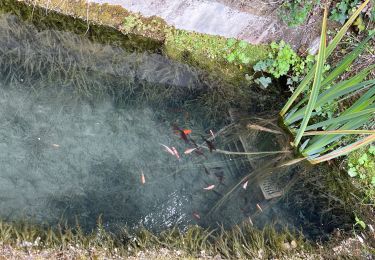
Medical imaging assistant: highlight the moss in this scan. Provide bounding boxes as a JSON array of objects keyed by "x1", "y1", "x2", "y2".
[
  {"x1": 0, "y1": 0, "x2": 162, "y2": 52},
  {"x1": 164, "y1": 29, "x2": 270, "y2": 84},
  {"x1": 18, "y1": 0, "x2": 169, "y2": 41}
]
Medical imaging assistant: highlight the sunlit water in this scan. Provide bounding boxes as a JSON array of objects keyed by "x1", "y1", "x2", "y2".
[{"x1": 0, "y1": 13, "x2": 310, "y2": 233}]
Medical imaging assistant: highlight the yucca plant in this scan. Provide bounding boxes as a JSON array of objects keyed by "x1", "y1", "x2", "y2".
[{"x1": 280, "y1": 0, "x2": 375, "y2": 164}]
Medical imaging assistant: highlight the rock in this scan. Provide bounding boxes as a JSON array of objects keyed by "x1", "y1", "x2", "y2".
[
  {"x1": 282, "y1": 242, "x2": 291, "y2": 251},
  {"x1": 91, "y1": 0, "x2": 321, "y2": 49},
  {"x1": 291, "y1": 240, "x2": 297, "y2": 249}
]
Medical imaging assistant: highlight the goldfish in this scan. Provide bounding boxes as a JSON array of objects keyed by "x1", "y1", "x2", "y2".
[
  {"x1": 183, "y1": 129, "x2": 192, "y2": 135},
  {"x1": 184, "y1": 148, "x2": 196, "y2": 154},
  {"x1": 171, "y1": 147, "x2": 180, "y2": 159},
  {"x1": 209, "y1": 130, "x2": 215, "y2": 138},
  {"x1": 160, "y1": 144, "x2": 175, "y2": 156},
  {"x1": 141, "y1": 171, "x2": 145, "y2": 184},
  {"x1": 203, "y1": 184, "x2": 215, "y2": 190},
  {"x1": 172, "y1": 125, "x2": 190, "y2": 143},
  {"x1": 192, "y1": 212, "x2": 201, "y2": 220}
]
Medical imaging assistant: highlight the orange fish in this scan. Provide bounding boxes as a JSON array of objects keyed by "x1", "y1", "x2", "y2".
[
  {"x1": 141, "y1": 171, "x2": 145, "y2": 184},
  {"x1": 203, "y1": 185, "x2": 215, "y2": 190},
  {"x1": 183, "y1": 129, "x2": 192, "y2": 135}
]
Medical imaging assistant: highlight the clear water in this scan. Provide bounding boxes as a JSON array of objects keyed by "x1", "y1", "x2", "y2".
[{"x1": 0, "y1": 13, "x2": 319, "y2": 234}]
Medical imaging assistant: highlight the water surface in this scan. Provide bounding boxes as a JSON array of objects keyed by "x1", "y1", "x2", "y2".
[{"x1": 0, "y1": 13, "x2": 332, "y2": 236}]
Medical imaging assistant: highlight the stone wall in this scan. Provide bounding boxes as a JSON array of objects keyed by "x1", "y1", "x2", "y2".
[{"x1": 19, "y1": 0, "x2": 321, "y2": 49}]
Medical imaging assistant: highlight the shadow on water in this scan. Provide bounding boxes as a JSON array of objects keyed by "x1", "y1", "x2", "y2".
[{"x1": 0, "y1": 9, "x2": 356, "y2": 241}]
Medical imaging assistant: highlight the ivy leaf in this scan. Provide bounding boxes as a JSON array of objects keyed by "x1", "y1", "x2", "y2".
[
  {"x1": 238, "y1": 53, "x2": 251, "y2": 64},
  {"x1": 355, "y1": 216, "x2": 366, "y2": 229},
  {"x1": 253, "y1": 61, "x2": 268, "y2": 72},
  {"x1": 287, "y1": 78, "x2": 293, "y2": 85},
  {"x1": 245, "y1": 74, "x2": 253, "y2": 81},
  {"x1": 368, "y1": 145, "x2": 375, "y2": 155},
  {"x1": 255, "y1": 76, "x2": 272, "y2": 89},
  {"x1": 358, "y1": 154, "x2": 368, "y2": 165},
  {"x1": 239, "y1": 40, "x2": 248, "y2": 49},
  {"x1": 226, "y1": 38, "x2": 236, "y2": 47},
  {"x1": 354, "y1": 16, "x2": 365, "y2": 32},
  {"x1": 226, "y1": 53, "x2": 236, "y2": 63},
  {"x1": 347, "y1": 167, "x2": 358, "y2": 177}
]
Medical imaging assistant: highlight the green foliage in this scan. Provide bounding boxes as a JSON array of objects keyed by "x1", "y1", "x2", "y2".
[
  {"x1": 279, "y1": 0, "x2": 314, "y2": 27},
  {"x1": 164, "y1": 30, "x2": 269, "y2": 85},
  {"x1": 255, "y1": 76, "x2": 272, "y2": 89},
  {"x1": 252, "y1": 41, "x2": 313, "y2": 89},
  {"x1": 330, "y1": 0, "x2": 374, "y2": 31},
  {"x1": 354, "y1": 215, "x2": 367, "y2": 229},
  {"x1": 330, "y1": 0, "x2": 360, "y2": 24},
  {"x1": 347, "y1": 146, "x2": 375, "y2": 200},
  {"x1": 122, "y1": 15, "x2": 140, "y2": 33},
  {"x1": 280, "y1": 2, "x2": 375, "y2": 164},
  {"x1": 255, "y1": 41, "x2": 299, "y2": 78},
  {"x1": 225, "y1": 39, "x2": 259, "y2": 65},
  {"x1": 121, "y1": 13, "x2": 169, "y2": 37},
  {"x1": 268, "y1": 41, "x2": 299, "y2": 78}
]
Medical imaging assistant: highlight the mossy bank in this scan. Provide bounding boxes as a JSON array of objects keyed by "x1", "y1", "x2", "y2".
[{"x1": 5, "y1": 0, "x2": 269, "y2": 85}]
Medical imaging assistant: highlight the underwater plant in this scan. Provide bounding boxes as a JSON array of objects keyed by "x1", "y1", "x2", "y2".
[{"x1": 280, "y1": 0, "x2": 375, "y2": 164}]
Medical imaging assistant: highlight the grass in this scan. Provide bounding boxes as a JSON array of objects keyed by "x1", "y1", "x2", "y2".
[{"x1": 0, "y1": 219, "x2": 309, "y2": 259}]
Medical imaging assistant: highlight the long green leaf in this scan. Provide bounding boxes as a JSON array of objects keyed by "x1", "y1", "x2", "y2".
[
  {"x1": 309, "y1": 135, "x2": 375, "y2": 164},
  {"x1": 293, "y1": 8, "x2": 328, "y2": 146},
  {"x1": 303, "y1": 89, "x2": 374, "y2": 155},
  {"x1": 340, "y1": 84, "x2": 375, "y2": 115},
  {"x1": 285, "y1": 78, "x2": 375, "y2": 125},
  {"x1": 303, "y1": 130, "x2": 375, "y2": 136},
  {"x1": 305, "y1": 107, "x2": 375, "y2": 130},
  {"x1": 321, "y1": 32, "x2": 374, "y2": 87},
  {"x1": 280, "y1": 0, "x2": 370, "y2": 117},
  {"x1": 303, "y1": 113, "x2": 372, "y2": 155},
  {"x1": 304, "y1": 87, "x2": 375, "y2": 153}
]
